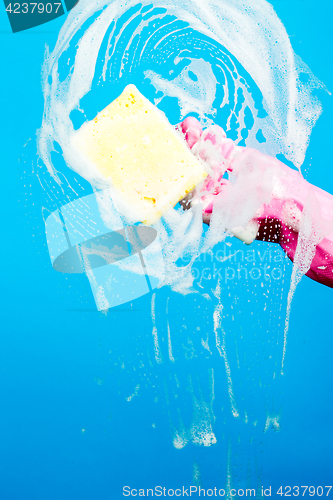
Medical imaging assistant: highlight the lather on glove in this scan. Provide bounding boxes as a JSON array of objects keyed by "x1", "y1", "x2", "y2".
[{"x1": 179, "y1": 116, "x2": 333, "y2": 288}]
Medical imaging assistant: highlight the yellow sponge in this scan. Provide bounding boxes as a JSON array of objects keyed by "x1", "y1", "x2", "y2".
[{"x1": 71, "y1": 84, "x2": 207, "y2": 225}]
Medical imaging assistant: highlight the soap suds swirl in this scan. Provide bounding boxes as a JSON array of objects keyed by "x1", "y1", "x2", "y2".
[
  {"x1": 38, "y1": 0, "x2": 325, "y2": 295},
  {"x1": 39, "y1": 0, "x2": 324, "y2": 185},
  {"x1": 37, "y1": 0, "x2": 329, "y2": 452}
]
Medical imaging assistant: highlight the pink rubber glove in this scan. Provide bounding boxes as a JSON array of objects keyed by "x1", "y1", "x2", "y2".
[{"x1": 179, "y1": 117, "x2": 333, "y2": 288}]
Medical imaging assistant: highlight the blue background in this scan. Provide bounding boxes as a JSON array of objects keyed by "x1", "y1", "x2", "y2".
[{"x1": 1, "y1": 1, "x2": 333, "y2": 499}]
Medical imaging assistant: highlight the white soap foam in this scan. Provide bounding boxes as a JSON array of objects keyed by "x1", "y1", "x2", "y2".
[
  {"x1": 168, "y1": 371, "x2": 217, "y2": 449},
  {"x1": 212, "y1": 278, "x2": 239, "y2": 418},
  {"x1": 145, "y1": 58, "x2": 217, "y2": 124},
  {"x1": 38, "y1": 0, "x2": 324, "y2": 296},
  {"x1": 39, "y1": 0, "x2": 324, "y2": 180},
  {"x1": 37, "y1": 0, "x2": 326, "y2": 442},
  {"x1": 151, "y1": 293, "x2": 162, "y2": 364}
]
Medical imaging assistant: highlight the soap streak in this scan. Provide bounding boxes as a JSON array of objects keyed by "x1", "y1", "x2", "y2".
[
  {"x1": 213, "y1": 280, "x2": 239, "y2": 418},
  {"x1": 151, "y1": 293, "x2": 162, "y2": 364}
]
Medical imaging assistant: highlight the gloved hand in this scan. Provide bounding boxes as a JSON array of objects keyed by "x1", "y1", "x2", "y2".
[{"x1": 179, "y1": 116, "x2": 333, "y2": 288}]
